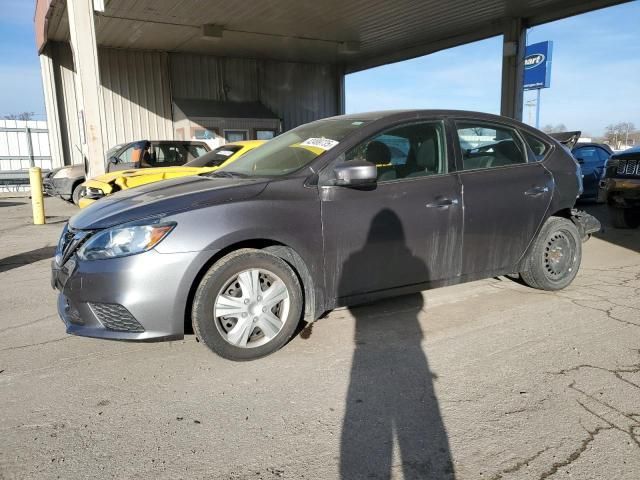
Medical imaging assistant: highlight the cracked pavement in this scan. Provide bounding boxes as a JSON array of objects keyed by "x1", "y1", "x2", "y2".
[{"x1": 0, "y1": 197, "x2": 639, "y2": 479}]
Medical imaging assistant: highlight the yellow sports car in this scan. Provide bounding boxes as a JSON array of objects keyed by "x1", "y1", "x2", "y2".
[{"x1": 79, "y1": 140, "x2": 265, "y2": 208}]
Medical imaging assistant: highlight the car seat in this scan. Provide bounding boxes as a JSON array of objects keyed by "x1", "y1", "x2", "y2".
[
  {"x1": 405, "y1": 135, "x2": 438, "y2": 177},
  {"x1": 366, "y1": 141, "x2": 395, "y2": 181}
]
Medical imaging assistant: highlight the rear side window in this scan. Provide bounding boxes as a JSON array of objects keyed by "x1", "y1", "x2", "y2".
[
  {"x1": 456, "y1": 122, "x2": 527, "y2": 170},
  {"x1": 521, "y1": 132, "x2": 550, "y2": 162}
]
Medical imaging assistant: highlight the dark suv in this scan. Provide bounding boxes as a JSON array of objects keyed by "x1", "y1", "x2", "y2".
[
  {"x1": 52, "y1": 110, "x2": 599, "y2": 360},
  {"x1": 598, "y1": 145, "x2": 640, "y2": 228},
  {"x1": 43, "y1": 140, "x2": 210, "y2": 205}
]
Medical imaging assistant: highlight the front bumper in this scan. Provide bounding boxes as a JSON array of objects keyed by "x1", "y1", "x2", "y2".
[
  {"x1": 598, "y1": 177, "x2": 640, "y2": 206},
  {"x1": 44, "y1": 177, "x2": 77, "y2": 199},
  {"x1": 571, "y1": 209, "x2": 601, "y2": 240},
  {"x1": 52, "y1": 249, "x2": 212, "y2": 341},
  {"x1": 78, "y1": 197, "x2": 97, "y2": 209}
]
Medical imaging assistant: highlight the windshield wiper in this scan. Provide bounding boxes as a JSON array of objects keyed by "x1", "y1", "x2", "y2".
[{"x1": 208, "y1": 171, "x2": 250, "y2": 178}]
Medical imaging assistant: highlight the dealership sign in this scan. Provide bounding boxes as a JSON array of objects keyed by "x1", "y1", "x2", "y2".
[{"x1": 523, "y1": 41, "x2": 553, "y2": 90}]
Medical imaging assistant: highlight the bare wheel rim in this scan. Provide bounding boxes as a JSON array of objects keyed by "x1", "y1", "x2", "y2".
[
  {"x1": 543, "y1": 230, "x2": 576, "y2": 280},
  {"x1": 213, "y1": 268, "x2": 290, "y2": 349}
]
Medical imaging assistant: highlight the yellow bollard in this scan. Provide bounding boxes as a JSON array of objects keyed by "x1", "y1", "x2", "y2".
[{"x1": 29, "y1": 167, "x2": 45, "y2": 225}]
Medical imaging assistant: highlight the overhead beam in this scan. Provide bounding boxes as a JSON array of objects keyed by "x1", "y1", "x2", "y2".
[{"x1": 345, "y1": 24, "x2": 503, "y2": 74}]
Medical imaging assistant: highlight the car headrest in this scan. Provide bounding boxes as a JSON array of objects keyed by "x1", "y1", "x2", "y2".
[{"x1": 366, "y1": 141, "x2": 391, "y2": 165}]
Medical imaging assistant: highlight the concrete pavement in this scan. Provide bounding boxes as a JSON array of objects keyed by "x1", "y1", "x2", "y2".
[{"x1": 0, "y1": 197, "x2": 638, "y2": 479}]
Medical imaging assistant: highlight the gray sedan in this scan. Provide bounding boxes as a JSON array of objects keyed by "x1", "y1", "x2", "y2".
[{"x1": 52, "y1": 110, "x2": 599, "y2": 360}]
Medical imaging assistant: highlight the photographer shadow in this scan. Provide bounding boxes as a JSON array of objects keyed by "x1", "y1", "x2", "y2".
[{"x1": 339, "y1": 209, "x2": 455, "y2": 479}]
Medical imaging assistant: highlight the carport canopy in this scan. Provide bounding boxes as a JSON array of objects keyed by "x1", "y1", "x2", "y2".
[
  {"x1": 35, "y1": 0, "x2": 629, "y2": 176},
  {"x1": 37, "y1": 0, "x2": 626, "y2": 72}
]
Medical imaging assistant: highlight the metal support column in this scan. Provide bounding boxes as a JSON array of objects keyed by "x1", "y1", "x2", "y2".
[
  {"x1": 67, "y1": 0, "x2": 106, "y2": 178},
  {"x1": 39, "y1": 47, "x2": 65, "y2": 169},
  {"x1": 500, "y1": 18, "x2": 526, "y2": 120}
]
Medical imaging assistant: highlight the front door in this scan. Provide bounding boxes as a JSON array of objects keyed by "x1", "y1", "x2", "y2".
[
  {"x1": 454, "y1": 120, "x2": 553, "y2": 276},
  {"x1": 320, "y1": 120, "x2": 463, "y2": 302}
]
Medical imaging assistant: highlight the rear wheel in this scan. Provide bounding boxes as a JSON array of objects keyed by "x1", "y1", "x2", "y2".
[
  {"x1": 192, "y1": 249, "x2": 303, "y2": 361},
  {"x1": 520, "y1": 217, "x2": 582, "y2": 291},
  {"x1": 609, "y1": 206, "x2": 640, "y2": 229}
]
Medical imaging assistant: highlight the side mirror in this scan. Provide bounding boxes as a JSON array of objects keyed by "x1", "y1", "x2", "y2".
[
  {"x1": 575, "y1": 156, "x2": 585, "y2": 164},
  {"x1": 108, "y1": 156, "x2": 120, "y2": 165},
  {"x1": 333, "y1": 160, "x2": 377, "y2": 187}
]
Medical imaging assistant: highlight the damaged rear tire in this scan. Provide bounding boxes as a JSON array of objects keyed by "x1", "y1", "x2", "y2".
[{"x1": 519, "y1": 217, "x2": 581, "y2": 291}]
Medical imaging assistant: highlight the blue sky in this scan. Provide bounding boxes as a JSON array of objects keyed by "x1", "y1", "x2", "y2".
[
  {"x1": 0, "y1": 0, "x2": 45, "y2": 118},
  {"x1": 0, "y1": 1, "x2": 638, "y2": 136},
  {"x1": 347, "y1": 1, "x2": 640, "y2": 137}
]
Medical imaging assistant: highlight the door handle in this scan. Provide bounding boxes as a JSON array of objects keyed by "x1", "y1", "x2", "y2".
[
  {"x1": 426, "y1": 198, "x2": 459, "y2": 208},
  {"x1": 524, "y1": 186, "x2": 549, "y2": 196}
]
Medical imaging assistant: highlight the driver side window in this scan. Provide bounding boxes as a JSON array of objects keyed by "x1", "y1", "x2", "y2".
[
  {"x1": 344, "y1": 121, "x2": 446, "y2": 182},
  {"x1": 457, "y1": 122, "x2": 526, "y2": 170}
]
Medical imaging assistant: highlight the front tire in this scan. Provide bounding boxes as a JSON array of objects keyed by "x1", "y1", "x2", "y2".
[
  {"x1": 71, "y1": 183, "x2": 85, "y2": 206},
  {"x1": 520, "y1": 217, "x2": 582, "y2": 291},
  {"x1": 609, "y1": 206, "x2": 640, "y2": 229},
  {"x1": 192, "y1": 249, "x2": 303, "y2": 361}
]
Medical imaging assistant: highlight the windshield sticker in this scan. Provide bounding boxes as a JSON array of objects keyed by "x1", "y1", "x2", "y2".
[
  {"x1": 300, "y1": 137, "x2": 339, "y2": 151},
  {"x1": 217, "y1": 150, "x2": 234, "y2": 157}
]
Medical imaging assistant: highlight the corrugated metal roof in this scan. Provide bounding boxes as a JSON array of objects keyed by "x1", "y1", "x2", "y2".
[
  {"x1": 174, "y1": 99, "x2": 278, "y2": 119},
  {"x1": 44, "y1": 0, "x2": 629, "y2": 71}
]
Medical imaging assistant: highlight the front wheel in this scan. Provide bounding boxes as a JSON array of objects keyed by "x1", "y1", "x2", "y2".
[
  {"x1": 71, "y1": 183, "x2": 85, "y2": 206},
  {"x1": 192, "y1": 249, "x2": 303, "y2": 361},
  {"x1": 519, "y1": 217, "x2": 582, "y2": 291}
]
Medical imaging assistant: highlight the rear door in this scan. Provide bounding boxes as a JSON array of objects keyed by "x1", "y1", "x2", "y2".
[{"x1": 454, "y1": 119, "x2": 553, "y2": 276}]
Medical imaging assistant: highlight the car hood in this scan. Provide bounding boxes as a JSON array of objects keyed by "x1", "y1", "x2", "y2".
[
  {"x1": 51, "y1": 164, "x2": 85, "y2": 177},
  {"x1": 92, "y1": 166, "x2": 209, "y2": 183},
  {"x1": 70, "y1": 175, "x2": 269, "y2": 230}
]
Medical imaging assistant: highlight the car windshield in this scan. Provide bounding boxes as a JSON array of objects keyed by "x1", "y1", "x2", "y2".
[
  {"x1": 185, "y1": 145, "x2": 243, "y2": 167},
  {"x1": 105, "y1": 144, "x2": 124, "y2": 159},
  {"x1": 212, "y1": 118, "x2": 371, "y2": 177}
]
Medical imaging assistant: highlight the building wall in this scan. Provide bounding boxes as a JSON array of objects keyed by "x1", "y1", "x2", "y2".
[
  {"x1": 49, "y1": 42, "x2": 174, "y2": 165},
  {"x1": 47, "y1": 44, "x2": 340, "y2": 165},
  {"x1": 169, "y1": 54, "x2": 339, "y2": 131},
  {"x1": 50, "y1": 41, "x2": 83, "y2": 166},
  {"x1": 99, "y1": 48, "x2": 173, "y2": 147}
]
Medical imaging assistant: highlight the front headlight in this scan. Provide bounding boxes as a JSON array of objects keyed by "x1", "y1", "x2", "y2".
[
  {"x1": 77, "y1": 219, "x2": 176, "y2": 261},
  {"x1": 85, "y1": 186, "x2": 105, "y2": 199}
]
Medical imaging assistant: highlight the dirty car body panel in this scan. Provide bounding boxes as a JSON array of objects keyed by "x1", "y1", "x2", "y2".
[{"x1": 51, "y1": 110, "x2": 594, "y2": 342}]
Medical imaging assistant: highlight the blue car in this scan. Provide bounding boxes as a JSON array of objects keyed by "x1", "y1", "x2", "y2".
[{"x1": 572, "y1": 143, "x2": 613, "y2": 200}]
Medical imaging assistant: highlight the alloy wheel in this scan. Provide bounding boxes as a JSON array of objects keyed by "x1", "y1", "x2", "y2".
[{"x1": 213, "y1": 268, "x2": 290, "y2": 348}]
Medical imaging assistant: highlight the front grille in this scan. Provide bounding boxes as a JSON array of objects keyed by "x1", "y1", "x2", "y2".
[
  {"x1": 616, "y1": 159, "x2": 640, "y2": 176},
  {"x1": 57, "y1": 226, "x2": 92, "y2": 264},
  {"x1": 89, "y1": 303, "x2": 145, "y2": 332}
]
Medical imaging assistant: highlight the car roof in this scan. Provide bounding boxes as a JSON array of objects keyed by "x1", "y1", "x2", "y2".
[{"x1": 326, "y1": 109, "x2": 525, "y2": 123}]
